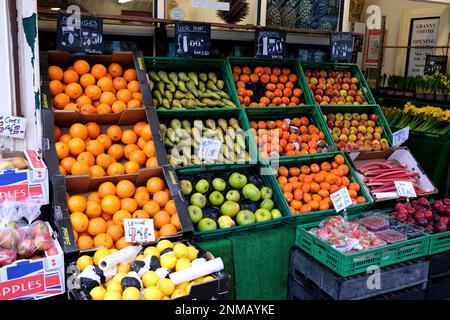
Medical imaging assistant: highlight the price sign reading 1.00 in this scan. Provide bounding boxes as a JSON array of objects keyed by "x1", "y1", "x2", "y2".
[{"x1": 175, "y1": 22, "x2": 211, "y2": 57}]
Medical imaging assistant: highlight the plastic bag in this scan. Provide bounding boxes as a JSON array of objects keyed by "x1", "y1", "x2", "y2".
[
  {"x1": 0, "y1": 156, "x2": 28, "y2": 171},
  {"x1": 359, "y1": 215, "x2": 390, "y2": 231}
]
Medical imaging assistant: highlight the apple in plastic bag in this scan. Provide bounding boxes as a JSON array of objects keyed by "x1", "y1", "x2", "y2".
[
  {"x1": 34, "y1": 234, "x2": 53, "y2": 251},
  {"x1": 16, "y1": 226, "x2": 32, "y2": 240},
  {"x1": 0, "y1": 228, "x2": 19, "y2": 249},
  {"x1": 16, "y1": 239, "x2": 36, "y2": 258},
  {"x1": 31, "y1": 221, "x2": 50, "y2": 238},
  {"x1": 0, "y1": 249, "x2": 16, "y2": 267}
]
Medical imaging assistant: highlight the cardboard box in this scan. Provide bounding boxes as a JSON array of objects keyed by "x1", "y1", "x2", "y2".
[
  {"x1": 0, "y1": 150, "x2": 49, "y2": 205},
  {"x1": 350, "y1": 147, "x2": 438, "y2": 203},
  {"x1": 0, "y1": 223, "x2": 65, "y2": 300}
]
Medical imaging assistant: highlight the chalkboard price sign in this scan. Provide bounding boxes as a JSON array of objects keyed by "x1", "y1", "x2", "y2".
[
  {"x1": 175, "y1": 22, "x2": 211, "y2": 57},
  {"x1": 255, "y1": 28, "x2": 286, "y2": 59},
  {"x1": 424, "y1": 55, "x2": 448, "y2": 75},
  {"x1": 57, "y1": 12, "x2": 103, "y2": 54},
  {"x1": 330, "y1": 32, "x2": 353, "y2": 61}
]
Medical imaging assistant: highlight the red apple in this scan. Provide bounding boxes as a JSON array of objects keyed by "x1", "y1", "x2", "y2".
[
  {"x1": 341, "y1": 83, "x2": 350, "y2": 91},
  {"x1": 0, "y1": 249, "x2": 16, "y2": 267},
  {"x1": 17, "y1": 239, "x2": 36, "y2": 258},
  {"x1": 314, "y1": 95, "x2": 322, "y2": 103},
  {"x1": 34, "y1": 234, "x2": 53, "y2": 251},
  {"x1": 31, "y1": 221, "x2": 50, "y2": 238},
  {"x1": 0, "y1": 228, "x2": 19, "y2": 249}
]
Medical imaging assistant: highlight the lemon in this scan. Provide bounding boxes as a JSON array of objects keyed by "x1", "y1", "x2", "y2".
[
  {"x1": 175, "y1": 282, "x2": 189, "y2": 291},
  {"x1": 162, "y1": 296, "x2": 170, "y2": 300},
  {"x1": 193, "y1": 277, "x2": 204, "y2": 284},
  {"x1": 117, "y1": 263, "x2": 130, "y2": 274},
  {"x1": 143, "y1": 286, "x2": 164, "y2": 300},
  {"x1": 185, "y1": 282, "x2": 194, "y2": 294},
  {"x1": 160, "y1": 254, "x2": 177, "y2": 270},
  {"x1": 93, "y1": 248, "x2": 110, "y2": 265},
  {"x1": 171, "y1": 289, "x2": 187, "y2": 299},
  {"x1": 157, "y1": 278, "x2": 175, "y2": 296},
  {"x1": 187, "y1": 246, "x2": 199, "y2": 261},
  {"x1": 202, "y1": 276, "x2": 215, "y2": 283},
  {"x1": 104, "y1": 291, "x2": 122, "y2": 300},
  {"x1": 144, "y1": 246, "x2": 160, "y2": 257},
  {"x1": 106, "y1": 280, "x2": 123, "y2": 293},
  {"x1": 156, "y1": 239, "x2": 174, "y2": 253},
  {"x1": 113, "y1": 272, "x2": 127, "y2": 283},
  {"x1": 173, "y1": 243, "x2": 188, "y2": 259},
  {"x1": 142, "y1": 271, "x2": 159, "y2": 288},
  {"x1": 135, "y1": 254, "x2": 145, "y2": 261},
  {"x1": 175, "y1": 258, "x2": 191, "y2": 272},
  {"x1": 76, "y1": 255, "x2": 93, "y2": 271},
  {"x1": 122, "y1": 287, "x2": 141, "y2": 300},
  {"x1": 109, "y1": 249, "x2": 118, "y2": 254},
  {"x1": 90, "y1": 286, "x2": 106, "y2": 300}
]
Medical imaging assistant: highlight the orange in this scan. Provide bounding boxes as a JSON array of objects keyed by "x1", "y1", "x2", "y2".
[
  {"x1": 68, "y1": 195, "x2": 87, "y2": 213},
  {"x1": 121, "y1": 198, "x2": 138, "y2": 213},
  {"x1": 101, "y1": 195, "x2": 121, "y2": 214},
  {"x1": 97, "y1": 76, "x2": 114, "y2": 92},
  {"x1": 133, "y1": 122, "x2": 146, "y2": 136},
  {"x1": 127, "y1": 80, "x2": 140, "y2": 93},
  {"x1": 113, "y1": 210, "x2": 132, "y2": 226},
  {"x1": 48, "y1": 66, "x2": 64, "y2": 81},
  {"x1": 76, "y1": 95, "x2": 92, "y2": 107},
  {"x1": 123, "y1": 69, "x2": 137, "y2": 82},
  {"x1": 127, "y1": 99, "x2": 141, "y2": 109},
  {"x1": 60, "y1": 157, "x2": 77, "y2": 174},
  {"x1": 73, "y1": 59, "x2": 90, "y2": 75},
  {"x1": 349, "y1": 189, "x2": 358, "y2": 199},
  {"x1": 129, "y1": 150, "x2": 146, "y2": 166},
  {"x1": 97, "y1": 134, "x2": 112, "y2": 149},
  {"x1": 63, "y1": 103, "x2": 79, "y2": 111},
  {"x1": 53, "y1": 93, "x2": 70, "y2": 109},
  {"x1": 111, "y1": 100, "x2": 127, "y2": 113},
  {"x1": 170, "y1": 214, "x2": 181, "y2": 230},
  {"x1": 159, "y1": 224, "x2": 177, "y2": 237},
  {"x1": 107, "y1": 144, "x2": 124, "y2": 160},
  {"x1": 71, "y1": 161, "x2": 90, "y2": 175},
  {"x1": 113, "y1": 77, "x2": 128, "y2": 90},
  {"x1": 96, "y1": 153, "x2": 114, "y2": 170},
  {"x1": 107, "y1": 125, "x2": 123, "y2": 142},
  {"x1": 137, "y1": 137, "x2": 147, "y2": 150},
  {"x1": 356, "y1": 196, "x2": 366, "y2": 204},
  {"x1": 134, "y1": 190, "x2": 150, "y2": 208},
  {"x1": 63, "y1": 70, "x2": 79, "y2": 84},
  {"x1": 154, "y1": 210, "x2": 171, "y2": 229},
  {"x1": 107, "y1": 224, "x2": 124, "y2": 242},
  {"x1": 143, "y1": 200, "x2": 160, "y2": 217},
  {"x1": 91, "y1": 64, "x2": 107, "y2": 79},
  {"x1": 146, "y1": 177, "x2": 165, "y2": 194},
  {"x1": 146, "y1": 157, "x2": 158, "y2": 168},
  {"x1": 153, "y1": 190, "x2": 170, "y2": 207},
  {"x1": 124, "y1": 161, "x2": 140, "y2": 174},
  {"x1": 108, "y1": 63, "x2": 123, "y2": 77},
  {"x1": 77, "y1": 235, "x2": 94, "y2": 250},
  {"x1": 107, "y1": 162, "x2": 125, "y2": 176},
  {"x1": 68, "y1": 138, "x2": 86, "y2": 156},
  {"x1": 98, "y1": 182, "x2": 116, "y2": 198},
  {"x1": 80, "y1": 73, "x2": 96, "y2": 88},
  {"x1": 93, "y1": 233, "x2": 113, "y2": 249},
  {"x1": 132, "y1": 210, "x2": 150, "y2": 219},
  {"x1": 97, "y1": 103, "x2": 112, "y2": 114},
  {"x1": 116, "y1": 89, "x2": 132, "y2": 103},
  {"x1": 89, "y1": 165, "x2": 105, "y2": 178},
  {"x1": 55, "y1": 142, "x2": 70, "y2": 159},
  {"x1": 84, "y1": 122, "x2": 101, "y2": 139},
  {"x1": 132, "y1": 92, "x2": 142, "y2": 103},
  {"x1": 164, "y1": 200, "x2": 177, "y2": 216},
  {"x1": 140, "y1": 125, "x2": 152, "y2": 141},
  {"x1": 116, "y1": 180, "x2": 136, "y2": 198},
  {"x1": 77, "y1": 151, "x2": 95, "y2": 167},
  {"x1": 124, "y1": 144, "x2": 140, "y2": 159},
  {"x1": 334, "y1": 154, "x2": 345, "y2": 165},
  {"x1": 143, "y1": 141, "x2": 155, "y2": 158},
  {"x1": 115, "y1": 236, "x2": 132, "y2": 250},
  {"x1": 70, "y1": 123, "x2": 88, "y2": 139},
  {"x1": 87, "y1": 192, "x2": 101, "y2": 203},
  {"x1": 102, "y1": 213, "x2": 113, "y2": 221},
  {"x1": 49, "y1": 80, "x2": 64, "y2": 96},
  {"x1": 59, "y1": 165, "x2": 67, "y2": 176},
  {"x1": 70, "y1": 212, "x2": 89, "y2": 233},
  {"x1": 85, "y1": 200, "x2": 102, "y2": 219},
  {"x1": 100, "y1": 91, "x2": 116, "y2": 105},
  {"x1": 85, "y1": 85, "x2": 102, "y2": 100},
  {"x1": 121, "y1": 130, "x2": 138, "y2": 145},
  {"x1": 86, "y1": 140, "x2": 105, "y2": 156},
  {"x1": 73, "y1": 230, "x2": 79, "y2": 242},
  {"x1": 88, "y1": 217, "x2": 107, "y2": 236}
]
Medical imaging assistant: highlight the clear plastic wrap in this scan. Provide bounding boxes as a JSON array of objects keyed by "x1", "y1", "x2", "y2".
[
  {"x1": 375, "y1": 229, "x2": 408, "y2": 244},
  {"x1": 359, "y1": 215, "x2": 390, "y2": 231}
]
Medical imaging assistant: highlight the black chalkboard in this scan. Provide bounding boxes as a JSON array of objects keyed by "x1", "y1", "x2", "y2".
[
  {"x1": 57, "y1": 12, "x2": 103, "y2": 54},
  {"x1": 424, "y1": 55, "x2": 448, "y2": 75},
  {"x1": 255, "y1": 28, "x2": 286, "y2": 59},
  {"x1": 175, "y1": 22, "x2": 211, "y2": 57},
  {"x1": 330, "y1": 32, "x2": 353, "y2": 61}
]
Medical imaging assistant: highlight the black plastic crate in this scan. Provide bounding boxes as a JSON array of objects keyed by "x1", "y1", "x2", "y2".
[
  {"x1": 428, "y1": 251, "x2": 450, "y2": 279},
  {"x1": 426, "y1": 275, "x2": 450, "y2": 300},
  {"x1": 289, "y1": 247, "x2": 429, "y2": 300}
]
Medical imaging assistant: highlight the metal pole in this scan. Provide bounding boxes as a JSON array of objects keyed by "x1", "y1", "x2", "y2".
[{"x1": 375, "y1": 17, "x2": 386, "y2": 90}]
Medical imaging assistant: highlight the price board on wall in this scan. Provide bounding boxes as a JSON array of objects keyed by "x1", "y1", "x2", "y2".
[
  {"x1": 255, "y1": 28, "x2": 286, "y2": 59},
  {"x1": 175, "y1": 22, "x2": 211, "y2": 57},
  {"x1": 424, "y1": 55, "x2": 448, "y2": 75},
  {"x1": 330, "y1": 32, "x2": 353, "y2": 61}
]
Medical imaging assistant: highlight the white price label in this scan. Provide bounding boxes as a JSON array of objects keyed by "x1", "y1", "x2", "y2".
[
  {"x1": 124, "y1": 219, "x2": 155, "y2": 243},
  {"x1": 192, "y1": 0, "x2": 230, "y2": 10},
  {"x1": 198, "y1": 138, "x2": 222, "y2": 160},
  {"x1": 0, "y1": 115, "x2": 27, "y2": 139},
  {"x1": 392, "y1": 127, "x2": 409, "y2": 147},
  {"x1": 394, "y1": 181, "x2": 417, "y2": 198},
  {"x1": 330, "y1": 187, "x2": 353, "y2": 213}
]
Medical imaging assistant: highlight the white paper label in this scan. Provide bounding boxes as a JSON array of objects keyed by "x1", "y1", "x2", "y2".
[
  {"x1": 394, "y1": 181, "x2": 417, "y2": 198},
  {"x1": 0, "y1": 115, "x2": 27, "y2": 139},
  {"x1": 192, "y1": 0, "x2": 230, "y2": 10},
  {"x1": 124, "y1": 219, "x2": 155, "y2": 243},
  {"x1": 392, "y1": 126, "x2": 409, "y2": 147},
  {"x1": 330, "y1": 187, "x2": 353, "y2": 213},
  {"x1": 198, "y1": 138, "x2": 222, "y2": 160}
]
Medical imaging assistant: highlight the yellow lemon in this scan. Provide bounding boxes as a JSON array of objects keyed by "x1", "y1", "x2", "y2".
[
  {"x1": 106, "y1": 280, "x2": 123, "y2": 293},
  {"x1": 142, "y1": 271, "x2": 159, "y2": 288},
  {"x1": 202, "y1": 276, "x2": 215, "y2": 283},
  {"x1": 162, "y1": 296, "x2": 170, "y2": 300},
  {"x1": 109, "y1": 249, "x2": 118, "y2": 254},
  {"x1": 90, "y1": 286, "x2": 106, "y2": 300},
  {"x1": 135, "y1": 254, "x2": 145, "y2": 261},
  {"x1": 144, "y1": 246, "x2": 160, "y2": 257},
  {"x1": 173, "y1": 243, "x2": 188, "y2": 259},
  {"x1": 117, "y1": 263, "x2": 130, "y2": 274},
  {"x1": 143, "y1": 286, "x2": 164, "y2": 300},
  {"x1": 185, "y1": 282, "x2": 194, "y2": 294},
  {"x1": 156, "y1": 239, "x2": 174, "y2": 253},
  {"x1": 157, "y1": 278, "x2": 175, "y2": 296},
  {"x1": 76, "y1": 255, "x2": 93, "y2": 271},
  {"x1": 160, "y1": 253, "x2": 177, "y2": 270},
  {"x1": 93, "y1": 247, "x2": 110, "y2": 265},
  {"x1": 171, "y1": 288, "x2": 187, "y2": 299},
  {"x1": 122, "y1": 287, "x2": 141, "y2": 300},
  {"x1": 175, "y1": 258, "x2": 191, "y2": 272},
  {"x1": 113, "y1": 272, "x2": 127, "y2": 283},
  {"x1": 175, "y1": 282, "x2": 189, "y2": 291},
  {"x1": 104, "y1": 291, "x2": 122, "y2": 300},
  {"x1": 187, "y1": 246, "x2": 199, "y2": 261}
]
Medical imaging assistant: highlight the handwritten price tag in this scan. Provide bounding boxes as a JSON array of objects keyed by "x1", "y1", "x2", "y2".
[
  {"x1": 0, "y1": 115, "x2": 27, "y2": 139},
  {"x1": 394, "y1": 181, "x2": 417, "y2": 198},
  {"x1": 392, "y1": 127, "x2": 409, "y2": 147},
  {"x1": 124, "y1": 219, "x2": 155, "y2": 243},
  {"x1": 330, "y1": 187, "x2": 353, "y2": 213},
  {"x1": 198, "y1": 138, "x2": 222, "y2": 160}
]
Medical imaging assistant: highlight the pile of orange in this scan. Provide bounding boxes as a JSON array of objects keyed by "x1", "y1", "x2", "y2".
[
  {"x1": 48, "y1": 60, "x2": 143, "y2": 114},
  {"x1": 55, "y1": 121, "x2": 157, "y2": 177},
  {"x1": 232, "y1": 65, "x2": 304, "y2": 107},
  {"x1": 275, "y1": 154, "x2": 367, "y2": 215},
  {"x1": 69, "y1": 177, "x2": 181, "y2": 250}
]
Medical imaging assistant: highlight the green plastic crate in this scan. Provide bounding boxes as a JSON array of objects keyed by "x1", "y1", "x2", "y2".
[
  {"x1": 156, "y1": 108, "x2": 258, "y2": 171},
  {"x1": 245, "y1": 105, "x2": 336, "y2": 163},
  {"x1": 274, "y1": 151, "x2": 373, "y2": 223},
  {"x1": 227, "y1": 57, "x2": 315, "y2": 106},
  {"x1": 295, "y1": 215, "x2": 431, "y2": 277},
  {"x1": 175, "y1": 163, "x2": 291, "y2": 240},
  {"x1": 320, "y1": 105, "x2": 394, "y2": 148},
  {"x1": 144, "y1": 57, "x2": 239, "y2": 112},
  {"x1": 301, "y1": 62, "x2": 376, "y2": 106}
]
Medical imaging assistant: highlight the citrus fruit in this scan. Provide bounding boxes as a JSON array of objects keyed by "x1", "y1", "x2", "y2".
[
  {"x1": 93, "y1": 247, "x2": 110, "y2": 265},
  {"x1": 143, "y1": 246, "x2": 160, "y2": 257},
  {"x1": 101, "y1": 195, "x2": 121, "y2": 214},
  {"x1": 122, "y1": 287, "x2": 141, "y2": 300},
  {"x1": 143, "y1": 286, "x2": 163, "y2": 300},
  {"x1": 142, "y1": 271, "x2": 159, "y2": 288},
  {"x1": 175, "y1": 258, "x2": 191, "y2": 272},
  {"x1": 76, "y1": 255, "x2": 93, "y2": 271},
  {"x1": 77, "y1": 235, "x2": 94, "y2": 250},
  {"x1": 157, "y1": 278, "x2": 175, "y2": 296},
  {"x1": 160, "y1": 254, "x2": 177, "y2": 270},
  {"x1": 104, "y1": 291, "x2": 122, "y2": 300},
  {"x1": 173, "y1": 243, "x2": 188, "y2": 259},
  {"x1": 187, "y1": 246, "x2": 199, "y2": 261},
  {"x1": 90, "y1": 286, "x2": 106, "y2": 300}
]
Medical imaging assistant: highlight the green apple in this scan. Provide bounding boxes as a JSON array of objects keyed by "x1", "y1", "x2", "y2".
[
  {"x1": 190, "y1": 193, "x2": 206, "y2": 208},
  {"x1": 197, "y1": 218, "x2": 217, "y2": 232},
  {"x1": 260, "y1": 199, "x2": 274, "y2": 211},
  {"x1": 180, "y1": 180, "x2": 193, "y2": 196},
  {"x1": 209, "y1": 191, "x2": 224, "y2": 206},
  {"x1": 226, "y1": 190, "x2": 240, "y2": 202},
  {"x1": 236, "y1": 210, "x2": 256, "y2": 226},
  {"x1": 271, "y1": 209, "x2": 282, "y2": 219},
  {"x1": 195, "y1": 179, "x2": 209, "y2": 194},
  {"x1": 188, "y1": 206, "x2": 203, "y2": 224},
  {"x1": 218, "y1": 216, "x2": 236, "y2": 229},
  {"x1": 228, "y1": 173, "x2": 247, "y2": 189},
  {"x1": 220, "y1": 201, "x2": 240, "y2": 217},
  {"x1": 260, "y1": 187, "x2": 273, "y2": 199},
  {"x1": 255, "y1": 208, "x2": 272, "y2": 222},
  {"x1": 242, "y1": 183, "x2": 261, "y2": 202},
  {"x1": 212, "y1": 178, "x2": 227, "y2": 192}
]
